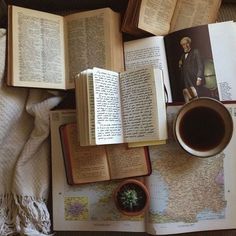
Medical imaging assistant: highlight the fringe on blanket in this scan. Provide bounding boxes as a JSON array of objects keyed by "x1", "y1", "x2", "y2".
[
  {"x1": 0, "y1": 193, "x2": 53, "y2": 236},
  {"x1": 0, "y1": 194, "x2": 15, "y2": 235}
]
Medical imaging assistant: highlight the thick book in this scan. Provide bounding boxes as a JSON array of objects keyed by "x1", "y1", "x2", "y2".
[
  {"x1": 122, "y1": 0, "x2": 222, "y2": 36},
  {"x1": 50, "y1": 105, "x2": 236, "y2": 234},
  {"x1": 75, "y1": 66, "x2": 167, "y2": 146},
  {"x1": 7, "y1": 5, "x2": 124, "y2": 89},
  {"x1": 124, "y1": 21, "x2": 236, "y2": 103},
  {"x1": 59, "y1": 122, "x2": 151, "y2": 185}
]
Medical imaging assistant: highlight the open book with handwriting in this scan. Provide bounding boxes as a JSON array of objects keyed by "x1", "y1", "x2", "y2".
[
  {"x1": 75, "y1": 67, "x2": 167, "y2": 147},
  {"x1": 7, "y1": 5, "x2": 124, "y2": 89},
  {"x1": 122, "y1": 0, "x2": 222, "y2": 36}
]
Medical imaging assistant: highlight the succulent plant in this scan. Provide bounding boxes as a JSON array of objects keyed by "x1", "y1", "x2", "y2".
[
  {"x1": 117, "y1": 182, "x2": 145, "y2": 212},
  {"x1": 119, "y1": 189, "x2": 139, "y2": 210},
  {"x1": 114, "y1": 179, "x2": 150, "y2": 216}
]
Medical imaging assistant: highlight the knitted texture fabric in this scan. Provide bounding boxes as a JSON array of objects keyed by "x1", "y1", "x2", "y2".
[{"x1": 0, "y1": 29, "x2": 62, "y2": 235}]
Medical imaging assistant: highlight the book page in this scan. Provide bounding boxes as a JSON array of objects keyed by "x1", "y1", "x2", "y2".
[
  {"x1": 93, "y1": 68, "x2": 124, "y2": 145},
  {"x1": 124, "y1": 36, "x2": 172, "y2": 102},
  {"x1": 153, "y1": 69, "x2": 167, "y2": 140},
  {"x1": 170, "y1": 0, "x2": 222, "y2": 32},
  {"x1": 120, "y1": 67, "x2": 162, "y2": 143},
  {"x1": 108, "y1": 9, "x2": 125, "y2": 72},
  {"x1": 106, "y1": 144, "x2": 150, "y2": 179},
  {"x1": 10, "y1": 6, "x2": 66, "y2": 89},
  {"x1": 138, "y1": 0, "x2": 178, "y2": 35},
  {"x1": 87, "y1": 71, "x2": 96, "y2": 145},
  {"x1": 64, "y1": 8, "x2": 122, "y2": 89},
  {"x1": 50, "y1": 110, "x2": 145, "y2": 232},
  {"x1": 145, "y1": 104, "x2": 236, "y2": 234},
  {"x1": 208, "y1": 21, "x2": 236, "y2": 101},
  {"x1": 60, "y1": 123, "x2": 110, "y2": 184},
  {"x1": 75, "y1": 71, "x2": 90, "y2": 146}
]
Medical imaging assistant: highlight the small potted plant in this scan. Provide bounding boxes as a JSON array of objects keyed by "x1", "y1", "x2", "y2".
[{"x1": 114, "y1": 179, "x2": 150, "y2": 216}]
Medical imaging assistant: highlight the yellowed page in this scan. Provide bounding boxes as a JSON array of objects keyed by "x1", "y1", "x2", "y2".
[
  {"x1": 62, "y1": 123, "x2": 110, "y2": 184},
  {"x1": 120, "y1": 67, "x2": 167, "y2": 143},
  {"x1": 93, "y1": 67, "x2": 124, "y2": 145},
  {"x1": 10, "y1": 5, "x2": 66, "y2": 89},
  {"x1": 170, "y1": 0, "x2": 222, "y2": 32},
  {"x1": 64, "y1": 8, "x2": 123, "y2": 89},
  {"x1": 86, "y1": 70, "x2": 96, "y2": 145},
  {"x1": 108, "y1": 9, "x2": 125, "y2": 72},
  {"x1": 75, "y1": 71, "x2": 91, "y2": 146},
  {"x1": 106, "y1": 144, "x2": 150, "y2": 179},
  {"x1": 138, "y1": 0, "x2": 178, "y2": 35}
]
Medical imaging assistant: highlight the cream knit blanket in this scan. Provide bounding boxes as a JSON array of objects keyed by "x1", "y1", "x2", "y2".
[{"x1": 0, "y1": 29, "x2": 62, "y2": 235}]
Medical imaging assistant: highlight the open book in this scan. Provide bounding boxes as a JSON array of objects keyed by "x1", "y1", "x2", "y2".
[
  {"x1": 122, "y1": 0, "x2": 222, "y2": 36},
  {"x1": 7, "y1": 5, "x2": 124, "y2": 89},
  {"x1": 59, "y1": 122, "x2": 151, "y2": 185},
  {"x1": 75, "y1": 67, "x2": 167, "y2": 146},
  {"x1": 50, "y1": 105, "x2": 236, "y2": 234},
  {"x1": 124, "y1": 21, "x2": 236, "y2": 103}
]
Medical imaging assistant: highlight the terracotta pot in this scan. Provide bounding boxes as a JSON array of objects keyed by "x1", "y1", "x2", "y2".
[{"x1": 113, "y1": 179, "x2": 150, "y2": 216}]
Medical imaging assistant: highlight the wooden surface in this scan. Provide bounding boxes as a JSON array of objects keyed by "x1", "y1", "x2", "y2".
[{"x1": 54, "y1": 231, "x2": 236, "y2": 236}]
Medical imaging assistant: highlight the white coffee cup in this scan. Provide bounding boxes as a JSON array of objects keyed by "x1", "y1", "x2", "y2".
[{"x1": 173, "y1": 97, "x2": 233, "y2": 157}]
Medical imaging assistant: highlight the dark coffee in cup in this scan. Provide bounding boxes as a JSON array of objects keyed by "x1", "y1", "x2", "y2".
[{"x1": 174, "y1": 98, "x2": 233, "y2": 157}]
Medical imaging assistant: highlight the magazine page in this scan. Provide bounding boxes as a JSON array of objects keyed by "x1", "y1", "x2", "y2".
[
  {"x1": 145, "y1": 104, "x2": 236, "y2": 235},
  {"x1": 208, "y1": 21, "x2": 236, "y2": 101},
  {"x1": 164, "y1": 21, "x2": 236, "y2": 103},
  {"x1": 50, "y1": 110, "x2": 145, "y2": 232}
]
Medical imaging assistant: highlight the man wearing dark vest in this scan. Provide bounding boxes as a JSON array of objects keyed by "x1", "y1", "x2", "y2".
[{"x1": 179, "y1": 36, "x2": 204, "y2": 102}]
